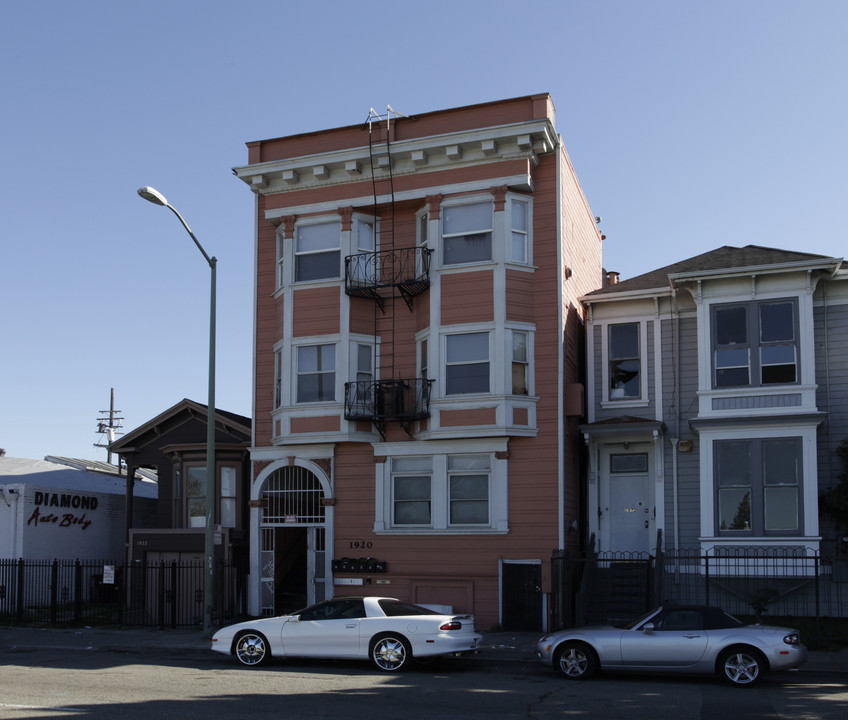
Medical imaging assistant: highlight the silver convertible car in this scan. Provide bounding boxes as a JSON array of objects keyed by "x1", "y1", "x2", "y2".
[
  {"x1": 536, "y1": 605, "x2": 807, "y2": 687},
  {"x1": 211, "y1": 596, "x2": 482, "y2": 671}
]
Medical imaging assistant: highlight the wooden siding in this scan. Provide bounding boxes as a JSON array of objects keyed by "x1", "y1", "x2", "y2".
[
  {"x1": 440, "y1": 271, "x2": 494, "y2": 325},
  {"x1": 439, "y1": 407, "x2": 497, "y2": 427},
  {"x1": 290, "y1": 415, "x2": 341, "y2": 434},
  {"x1": 815, "y1": 301, "x2": 848, "y2": 492},
  {"x1": 292, "y1": 287, "x2": 340, "y2": 337},
  {"x1": 661, "y1": 314, "x2": 701, "y2": 549},
  {"x1": 505, "y1": 270, "x2": 535, "y2": 323}
]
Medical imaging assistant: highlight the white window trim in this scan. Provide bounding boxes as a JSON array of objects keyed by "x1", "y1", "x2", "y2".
[
  {"x1": 600, "y1": 319, "x2": 649, "y2": 406},
  {"x1": 507, "y1": 324, "x2": 535, "y2": 397},
  {"x1": 506, "y1": 195, "x2": 533, "y2": 267},
  {"x1": 373, "y1": 439, "x2": 509, "y2": 535},
  {"x1": 439, "y1": 195, "x2": 495, "y2": 269},
  {"x1": 291, "y1": 217, "x2": 342, "y2": 285},
  {"x1": 291, "y1": 337, "x2": 340, "y2": 407},
  {"x1": 442, "y1": 327, "x2": 492, "y2": 397},
  {"x1": 698, "y1": 424, "x2": 820, "y2": 550}
]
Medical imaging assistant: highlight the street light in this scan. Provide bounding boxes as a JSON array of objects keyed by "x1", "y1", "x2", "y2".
[{"x1": 137, "y1": 186, "x2": 217, "y2": 633}]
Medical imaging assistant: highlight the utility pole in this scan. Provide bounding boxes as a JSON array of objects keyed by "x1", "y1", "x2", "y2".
[{"x1": 94, "y1": 388, "x2": 124, "y2": 464}]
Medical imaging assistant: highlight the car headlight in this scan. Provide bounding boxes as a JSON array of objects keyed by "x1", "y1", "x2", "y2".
[{"x1": 783, "y1": 633, "x2": 800, "y2": 645}]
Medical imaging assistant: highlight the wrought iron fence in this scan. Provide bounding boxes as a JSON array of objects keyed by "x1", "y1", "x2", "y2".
[
  {"x1": 551, "y1": 545, "x2": 848, "y2": 641},
  {"x1": 0, "y1": 558, "x2": 248, "y2": 629}
]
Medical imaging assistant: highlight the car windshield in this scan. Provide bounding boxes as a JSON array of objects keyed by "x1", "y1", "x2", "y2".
[
  {"x1": 621, "y1": 609, "x2": 659, "y2": 629},
  {"x1": 378, "y1": 599, "x2": 441, "y2": 617},
  {"x1": 620, "y1": 606, "x2": 747, "y2": 630}
]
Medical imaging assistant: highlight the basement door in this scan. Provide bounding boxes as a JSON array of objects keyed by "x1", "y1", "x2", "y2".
[{"x1": 501, "y1": 561, "x2": 543, "y2": 631}]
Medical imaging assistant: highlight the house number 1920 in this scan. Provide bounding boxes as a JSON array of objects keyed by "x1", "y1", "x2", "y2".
[{"x1": 349, "y1": 540, "x2": 373, "y2": 549}]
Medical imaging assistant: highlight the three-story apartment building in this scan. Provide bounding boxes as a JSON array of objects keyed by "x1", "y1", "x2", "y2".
[{"x1": 234, "y1": 95, "x2": 603, "y2": 630}]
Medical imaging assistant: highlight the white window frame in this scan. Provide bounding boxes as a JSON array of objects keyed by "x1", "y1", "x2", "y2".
[
  {"x1": 373, "y1": 439, "x2": 509, "y2": 534},
  {"x1": 601, "y1": 320, "x2": 648, "y2": 406},
  {"x1": 507, "y1": 197, "x2": 531, "y2": 265},
  {"x1": 444, "y1": 331, "x2": 491, "y2": 395},
  {"x1": 711, "y1": 298, "x2": 800, "y2": 390},
  {"x1": 698, "y1": 423, "x2": 819, "y2": 551},
  {"x1": 714, "y1": 436, "x2": 802, "y2": 537},
  {"x1": 440, "y1": 199, "x2": 494, "y2": 267},
  {"x1": 295, "y1": 342, "x2": 337, "y2": 404},
  {"x1": 294, "y1": 219, "x2": 341, "y2": 283},
  {"x1": 511, "y1": 329, "x2": 529, "y2": 396}
]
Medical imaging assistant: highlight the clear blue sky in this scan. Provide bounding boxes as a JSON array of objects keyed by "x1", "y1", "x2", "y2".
[{"x1": 2, "y1": 0, "x2": 846, "y2": 462}]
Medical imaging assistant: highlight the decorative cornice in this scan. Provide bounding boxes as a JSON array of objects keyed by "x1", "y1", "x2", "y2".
[{"x1": 234, "y1": 119, "x2": 556, "y2": 196}]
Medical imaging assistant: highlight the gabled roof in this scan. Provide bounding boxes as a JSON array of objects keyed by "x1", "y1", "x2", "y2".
[
  {"x1": 585, "y1": 245, "x2": 842, "y2": 299},
  {"x1": 109, "y1": 398, "x2": 251, "y2": 453}
]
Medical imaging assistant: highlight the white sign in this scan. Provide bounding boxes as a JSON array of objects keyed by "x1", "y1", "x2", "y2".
[
  {"x1": 103, "y1": 565, "x2": 115, "y2": 584},
  {"x1": 335, "y1": 578, "x2": 364, "y2": 585}
]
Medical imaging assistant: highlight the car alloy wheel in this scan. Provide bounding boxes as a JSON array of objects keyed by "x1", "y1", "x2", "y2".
[
  {"x1": 234, "y1": 631, "x2": 269, "y2": 667},
  {"x1": 370, "y1": 634, "x2": 411, "y2": 672},
  {"x1": 555, "y1": 642, "x2": 597, "y2": 680},
  {"x1": 719, "y1": 647, "x2": 762, "y2": 687}
]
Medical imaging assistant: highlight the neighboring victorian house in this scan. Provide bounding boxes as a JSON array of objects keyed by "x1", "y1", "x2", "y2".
[
  {"x1": 110, "y1": 399, "x2": 252, "y2": 569},
  {"x1": 232, "y1": 95, "x2": 603, "y2": 631},
  {"x1": 580, "y1": 245, "x2": 847, "y2": 560}
]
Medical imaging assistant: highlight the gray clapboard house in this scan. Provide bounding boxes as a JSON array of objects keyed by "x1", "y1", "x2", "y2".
[{"x1": 580, "y1": 245, "x2": 847, "y2": 560}]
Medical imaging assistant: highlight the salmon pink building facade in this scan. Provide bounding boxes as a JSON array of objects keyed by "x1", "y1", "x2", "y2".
[{"x1": 234, "y1": 95, "x2": 603, "y2": 631}]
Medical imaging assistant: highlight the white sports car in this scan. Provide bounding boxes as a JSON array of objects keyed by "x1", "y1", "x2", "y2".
[
  {"x1": 536, "y1": 605, "x2": 807, "y2": 687},
  {"x1": 211, "y1": 596, "x2": 482, "y2": 671}
]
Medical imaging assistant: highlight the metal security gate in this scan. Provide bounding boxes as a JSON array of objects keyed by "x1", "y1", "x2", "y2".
[
  {"x1": 502, "y1": 561, "x2": 543, "y2": 631},
  {"x1": 260, "y1": 466, "x2": 326, "y2": 616}
]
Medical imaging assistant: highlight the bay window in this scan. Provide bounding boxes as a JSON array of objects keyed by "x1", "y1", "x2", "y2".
[
  {"x1": 442, "y1": 201, "x2": 492, "y2": 265},
  {"x1": 296, "y1": 344, "x2": 336, "y2": 403},
  {"x1": 715, "y1": 437, "x2": 801, "y2": 536},
  {"x1": 712, "y1": 299, "x2": 798, "y2": 388},
  {"x1": 446, "y1": 332, "x2": 489, "y2": 394},
  {"x1": 295, "y1": 221, "x2": 341, "y2": 281}
]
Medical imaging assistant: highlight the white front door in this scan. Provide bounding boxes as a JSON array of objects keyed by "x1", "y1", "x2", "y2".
[
  {"x1": 602, "y1": 450, "x2": 652, "y2": 554},
  {"x1": 609, "y1": 474, "x2": 651, "y2": 553}
]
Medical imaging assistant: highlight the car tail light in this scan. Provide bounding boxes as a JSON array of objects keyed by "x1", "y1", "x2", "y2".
[
  {"x1": 440, "y1": 621, "x2": 462, "y2": 631},
  {"x1": 783, "y1": 633, "x2": 800, "y2": 645}
]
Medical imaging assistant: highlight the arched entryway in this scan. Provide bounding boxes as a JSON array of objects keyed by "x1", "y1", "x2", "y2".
[{"x1": 259, "y1": 465, "x2": 327, "y2": 615}]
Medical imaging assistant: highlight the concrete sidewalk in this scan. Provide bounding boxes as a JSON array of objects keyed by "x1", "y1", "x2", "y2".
[{"x1": 1, "y1": 625, "x2": 846, "y2": 674}]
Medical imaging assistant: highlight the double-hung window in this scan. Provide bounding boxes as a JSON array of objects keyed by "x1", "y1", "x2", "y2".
[
  {"x1": 186, "y1": 466, "x2": 206, "y2": 529},
  {"x1": 296, "y1": 344, "x2": 336, "y2": 403},
  {"x1": 512, "y1": 331, "x2": 529, "y2": 395},
  {"x1": 349, "y1": 219, "x2": 375, "y2": 284},
  {"x1": 442, "y1": 202, "x2": 492, "y2": 265},
  {"x1": 220, "y1": 466, "x2": 237, "y2": 528},
  {"x1": 448, "y1": 455, "x2": 490, "y2": 525},
  {"x1": 608, "y1": 323, "x2": 640, "y2": 399},
  {"x1": 713, "y1": 299, "x2": 798, "y2": 388},
  {"x1": 392, "y1": 457, "x2": 432, "y2": 526},
  {"x1": 295, "y1": 221, "x2": 340, "y2": 281},
  {"x1": 510, "y1": 199, "x2": 529, "y2": 264},
  {"x1": 715, "y1": 438, "x2": 801, "y2": 535},
  {"x1": 446, "y1": 332, "x2": 489, "y2": 394}
]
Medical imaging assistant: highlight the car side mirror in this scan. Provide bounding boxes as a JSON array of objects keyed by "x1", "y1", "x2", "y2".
[{"x1": 642, "y1": 623, "x2": 655, "y2": 633}]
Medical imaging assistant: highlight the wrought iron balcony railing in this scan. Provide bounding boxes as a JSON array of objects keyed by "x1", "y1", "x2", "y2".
[
  {"x1": 345, "y1": 246, "x2": 432, "y2": 308},
  {"x1": 344, "y1": 378, "x2": 433, "y2": 426}
]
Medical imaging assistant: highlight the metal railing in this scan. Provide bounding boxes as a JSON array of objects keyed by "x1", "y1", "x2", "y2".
[
  {"x1": 344, "y1": 378, "x2": 433, "y2": 424},
  {"x1": 0, "y1": 558, "x2": 248, "y2": 629},
  {"x1": 551, "y1": 544, "x2": 848, "y2": 640}
]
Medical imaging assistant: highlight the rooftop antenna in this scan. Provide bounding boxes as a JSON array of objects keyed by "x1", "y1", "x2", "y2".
[{"x1": 94, "y1": 388, "x2": 124, "y2": 464}]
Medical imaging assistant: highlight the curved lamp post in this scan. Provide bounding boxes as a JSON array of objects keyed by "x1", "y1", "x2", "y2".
[{"x1": 137, "y1": 186, "x2": 217, "y2": 633}]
